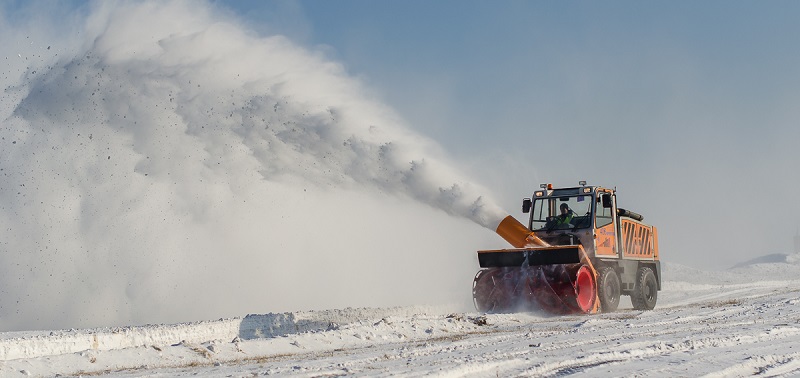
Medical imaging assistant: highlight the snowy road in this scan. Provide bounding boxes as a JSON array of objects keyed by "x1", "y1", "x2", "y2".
[{"x1": 3, "y1": 261, "x2": 800, "y2": 377}]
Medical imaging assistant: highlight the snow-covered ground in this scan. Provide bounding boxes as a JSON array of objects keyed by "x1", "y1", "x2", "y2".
[{"x1": 3, "y1": 259, "x2": 800, "y2": 377}]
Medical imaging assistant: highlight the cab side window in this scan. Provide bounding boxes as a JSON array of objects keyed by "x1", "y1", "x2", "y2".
[{"x1": 595, "y1": 194, "x2": 613, "y2": 228}]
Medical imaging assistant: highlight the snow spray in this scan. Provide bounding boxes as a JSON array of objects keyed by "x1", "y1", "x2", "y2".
[{"x1": 0, "y1": 1, "x2": 504, "y2": 331}]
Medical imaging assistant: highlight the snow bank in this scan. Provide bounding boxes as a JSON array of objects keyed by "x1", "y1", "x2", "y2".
[
  {"x1": 0, "y1": 319, "x2": 240, "y2": 361},
  {"x1": 0, "y1": 305, "x2": 456, "y2": 361}
]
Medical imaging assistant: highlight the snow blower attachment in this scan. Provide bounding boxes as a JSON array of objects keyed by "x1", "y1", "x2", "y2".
[{"x1": 473, "y1": 182, "x2": 660, "y2": 315}]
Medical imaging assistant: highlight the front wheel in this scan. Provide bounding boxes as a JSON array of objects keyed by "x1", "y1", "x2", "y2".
[
  {"x1": 473, "y1": 268, "x2": 515, "y2": 313},
  {"x1": 597, "y1": 267, "x2": 621, "y2": 313},
  {"x1": 573, "y1": 265, "x2": 597, "y2": 313},
  {"x1": 631, "y1": 266, "x2": 658, "y2": 310}
]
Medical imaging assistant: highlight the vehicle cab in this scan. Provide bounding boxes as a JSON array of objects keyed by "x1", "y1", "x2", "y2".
[{"x1": 522, "y1": 182, "x2": 620, "y2": 259}]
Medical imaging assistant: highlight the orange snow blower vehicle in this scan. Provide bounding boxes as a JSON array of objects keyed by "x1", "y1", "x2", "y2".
[{"x1": 473, "y1": 182, "x2": 660, "y2": 314}]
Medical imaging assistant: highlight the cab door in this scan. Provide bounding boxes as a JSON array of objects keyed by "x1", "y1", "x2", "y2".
[{"x1": 594, "y1": 191, "x2": 619, "y2": 257}]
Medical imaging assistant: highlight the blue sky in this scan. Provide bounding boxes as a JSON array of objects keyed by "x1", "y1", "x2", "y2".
[
  {"x1": 4, "y1": 0, "x2": 800, "y2": 269},
  {"x1": 221, "y1": 1, "x2": 800, "y2": 162},
  {"x1": 216, "y1": 1, "x2": 800, "y2": 267}
]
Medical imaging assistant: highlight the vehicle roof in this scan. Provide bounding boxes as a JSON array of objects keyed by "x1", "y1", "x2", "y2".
[{"x1": 535, "y1": 185, "x2": 613, "y2": 197}]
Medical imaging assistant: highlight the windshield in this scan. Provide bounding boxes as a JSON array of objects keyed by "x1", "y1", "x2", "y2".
[{"x1": 530, "y1": 195, "x2": 593, "y2": 231}]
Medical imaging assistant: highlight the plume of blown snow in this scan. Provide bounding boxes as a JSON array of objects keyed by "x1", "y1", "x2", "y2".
[{"x1": 0, "y1": 1, "x2": 505, "y2": 331}]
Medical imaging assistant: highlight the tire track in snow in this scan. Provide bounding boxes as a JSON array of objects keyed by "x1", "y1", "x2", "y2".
[
  {"x1": 431, "y1": 288, "x2": 800, "y2": 377},
  {"x1": 362, "y1": 288, "x2": 800, "y2": 377},
  {"x1": 701, "y1": 352, "x2": 800, "y2": 377}
]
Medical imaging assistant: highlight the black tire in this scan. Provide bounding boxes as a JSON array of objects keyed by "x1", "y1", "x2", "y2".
[
  {"x1": 631, "y1": 266, "x2": 658, "y2": 310},
  {"x1": 597, "y1": 267, "x2": 621, "y2": 313},
  {"x1": 473, "y1": 268, "x2": 514, "y2": 313}
]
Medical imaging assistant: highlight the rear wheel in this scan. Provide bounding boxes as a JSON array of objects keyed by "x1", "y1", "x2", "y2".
[
  {"x1": 631, "y1": 266, "x2": 658, "y2": 310},
  {"x1": 597, "y1": 267, "x2": 621, "y2": 313}
]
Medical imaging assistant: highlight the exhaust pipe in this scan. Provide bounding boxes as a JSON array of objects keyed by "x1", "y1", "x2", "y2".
[{"x1": 618, "y1": 208, "x2": 644, "y2": 221}]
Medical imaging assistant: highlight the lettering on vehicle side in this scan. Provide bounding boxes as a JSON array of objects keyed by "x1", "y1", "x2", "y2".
[
  {"x1": 598, "y1": 228, "x2": 614, "y2": 236},
  {"x1": 595, "y1": 225, "x2": 616, "y2": 255}
]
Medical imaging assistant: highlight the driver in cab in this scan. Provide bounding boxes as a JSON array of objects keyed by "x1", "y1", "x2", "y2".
[{"x1": 555, "y1": 203, "x2": 575, "y2": 227}]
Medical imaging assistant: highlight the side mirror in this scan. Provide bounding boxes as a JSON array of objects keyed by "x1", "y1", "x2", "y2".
[
  {"x1": 522, "y1": 198, "x2": 532, "y2": 213},
  {"x1": 601, "y1": 194, "x2": 612, "y2": 209}
]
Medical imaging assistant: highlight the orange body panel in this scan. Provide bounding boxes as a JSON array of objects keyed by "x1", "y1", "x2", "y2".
[
  {"x1": 653, "y1": 226, "x2": 659, "y2": 260},
  {"x1": 595, "y1": 223, "x2": 617, "y2": 256},
  {"x1": 619, "y1": 219, "x2": 658, "y2": 260}
]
